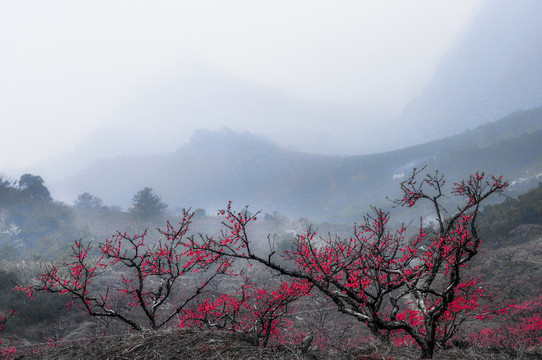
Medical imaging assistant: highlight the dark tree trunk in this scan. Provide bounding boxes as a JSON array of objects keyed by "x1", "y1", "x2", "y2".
[
  {"x1": 419, "y1": 340, "x2": 435, "y2": 359},
  {"x1": 367, "y1": 323, "x2": 390, "y2": 344}
]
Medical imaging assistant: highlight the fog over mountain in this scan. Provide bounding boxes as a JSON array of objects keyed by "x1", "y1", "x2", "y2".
[
  {"x1": 2, "y1": 1, "x2": 482, "y2": 176},
  {"x1": 27, "y1": 53, "x2": 397, "y2": 182},
  {"x1": 52, "y1": 106, "x2": 542, "y2": 220},
  {"x1": 104, "y1": 56, "x2": 393, "y2": 156},
  {"x1": 396, "y1": 0, "x2": 542, "y2": 147},
  {"x1": 34, "y1": 0, "x2": 542, "y2": 184},
  {"x1": 4, "y1": 0, "x2": 542, "y2": 222}
]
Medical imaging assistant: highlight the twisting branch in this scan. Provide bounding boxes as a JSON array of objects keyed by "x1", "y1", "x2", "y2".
[
  {"x1": 186, "y1": 171, "x2": 508, "y2": 359},
  {"x1": 17, "y1": 209, "x2": 233, "y2": 331}
]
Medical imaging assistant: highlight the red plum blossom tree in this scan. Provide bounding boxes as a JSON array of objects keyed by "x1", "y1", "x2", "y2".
[
  {"x1": 17, "y1": 210, "x2": 231, "y2": 331},
  {"x1": 188, "y1": 169, "x2": 508, "y2": 358}
]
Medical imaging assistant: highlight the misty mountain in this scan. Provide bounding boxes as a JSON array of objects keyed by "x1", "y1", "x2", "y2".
[
  {"x1": 396, "y1": 0, "x2": 542, "y2": 147},
  {"x1": 96, "y1": 56, "x2": 391, "y2": 156},
  {"x1": 52, "y1": 106, "x2": 542, "y2": 220},
  {"x1": 34, "y1": 56, "x2": 394, "y2": 183},
  {"x1": 53, "y1": 128, "x2": 339, "y2": 218},
  {"x1": 34, "y1": 0, "x2": 542, "y2": 185}
]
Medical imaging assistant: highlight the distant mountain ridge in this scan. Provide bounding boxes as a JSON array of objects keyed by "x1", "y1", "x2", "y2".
[
  {"x1": 52, "y1": 106, "x2": 542, "y2": 220},
  {"x1": 396, "y1": 0, "x2": 542, "y2": 148}
]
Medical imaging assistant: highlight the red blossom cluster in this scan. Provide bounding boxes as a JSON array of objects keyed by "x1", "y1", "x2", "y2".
[
  {"x1": 0, "y1": 308, "x2": 15, "y2": 343},
  {"x1": 0, "y1": 309, "x2": 16, "y2": 359},
  {"x1": 470, "y1": 295, "x2": 542, "y2": 349},
  {"x1": 179, "y1": 278, "x2": 311, "y2": 347},
  {"x1": 0, "y1": 346, "x2": 16, "y2": 360}
]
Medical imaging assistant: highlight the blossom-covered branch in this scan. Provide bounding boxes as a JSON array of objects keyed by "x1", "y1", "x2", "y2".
[
  {"x1": 17, "y1": 210, "x2": 232, "y2": 331},
  {"x1": 187, "y1": 170, "x2": 508, "y2": 358}
]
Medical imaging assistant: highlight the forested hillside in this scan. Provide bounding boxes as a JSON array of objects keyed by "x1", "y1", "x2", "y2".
[
  {"x1": 0, "y1": 175, "x2": 90, "y2": 259},
  {"x1": 479, "y1": 181, "x2": 542, "y2": 248}
]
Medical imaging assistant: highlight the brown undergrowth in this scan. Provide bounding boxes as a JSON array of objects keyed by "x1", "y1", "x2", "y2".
[{"x1": 10, "y1": 329, "x2": 542, "y2": 360}]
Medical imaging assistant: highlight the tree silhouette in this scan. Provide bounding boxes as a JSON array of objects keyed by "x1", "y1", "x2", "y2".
[
  {"x1": 75, "y1": 193, "x2": 103, "y2": 210},
  {"x1": 130, "y1": 187, "x2": 167, "y2": 220},
  {"x1": 17, "y1": 174, "x2": 51, "y2": 201}
]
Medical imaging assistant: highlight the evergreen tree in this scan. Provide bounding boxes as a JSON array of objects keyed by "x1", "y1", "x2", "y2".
[
  {"x1": 130, "y1": 187, "x2": 167, "y2": 220},
  {"x1": 17, "y1": 174, "x2": 51, "y2": 202}
]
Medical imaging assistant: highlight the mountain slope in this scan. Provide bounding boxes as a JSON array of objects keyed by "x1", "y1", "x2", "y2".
[
  {"x1": 102, "y1": 57, "x2": 391, "y2": 156},
  {"x1": 396, "y1": 0, "x2": 542, "y2": 147},
  {"x1": 52, "y1": 107, "x2": 542, "y2": 220}
]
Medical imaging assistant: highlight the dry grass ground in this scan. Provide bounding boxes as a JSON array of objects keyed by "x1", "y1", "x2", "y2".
[{"x1": 11, "y1": 328, "x2": 542, "y2": 360}]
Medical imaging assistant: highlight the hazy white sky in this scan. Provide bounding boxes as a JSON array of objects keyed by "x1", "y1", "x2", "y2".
[{"x1": 0, "y1": 0, "x2": 486, "y2": 173}]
